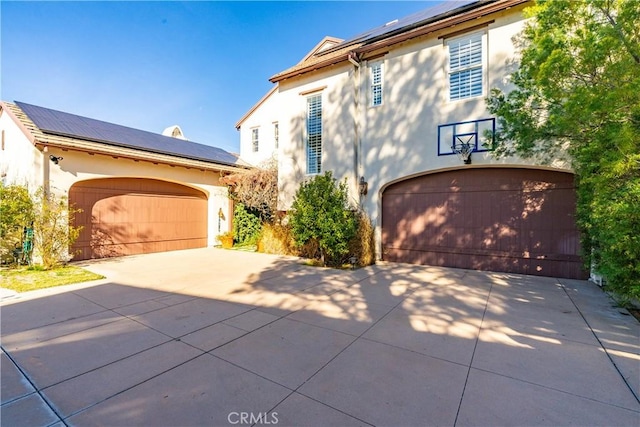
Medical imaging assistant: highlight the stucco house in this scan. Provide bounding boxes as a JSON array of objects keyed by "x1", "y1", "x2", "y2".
[
  {"x1": 0, "y1": 100, "x2": 247, "y2": 261},
  {"x1": 236, "y1": 36, "x2": 344, "y2": 167},
  {"x1": 238, "y1": 0, "x2": 586, "y2": 279}
]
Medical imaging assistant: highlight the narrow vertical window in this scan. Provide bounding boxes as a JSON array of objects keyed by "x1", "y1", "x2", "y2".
[
  {"x1": 306, "y1": 94, "x2": 322, "y2": 174},
  {"x1": 252, "y1": 128, "x2": 259, "y2": 152},
  {"x1": 1, "y1": 130, "x2": 4, "y2": 151},
  {"x1": 371, "y1": 63, "x2": 383, "y2": 106},
  {"x1": 274, "y1": 122, "x2": 279, "y2": 149},
  {"x1": 448, "y1": 33, "x2": 483, "y2": 100}
]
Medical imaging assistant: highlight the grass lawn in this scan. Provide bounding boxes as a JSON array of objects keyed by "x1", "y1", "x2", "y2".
[{"x1": 0, "y1": 266, "x2": 105, "y2": 293}]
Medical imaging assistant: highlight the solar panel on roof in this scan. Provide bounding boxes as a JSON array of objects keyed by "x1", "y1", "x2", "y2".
[
  {"x1": 320, "y1": 0, "x2": 480, "y2": 54},
  {"x1": 15, "y1": 101, "x2": 243, "y2": 167}
]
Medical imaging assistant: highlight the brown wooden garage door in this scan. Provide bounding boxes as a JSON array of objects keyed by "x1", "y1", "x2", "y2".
[
  {"x1": 70, "y1": 178, "x2": 207, "y2": 260},
  {"x1": 381, "y1": 168, "x2": 587, "y2": 279}
]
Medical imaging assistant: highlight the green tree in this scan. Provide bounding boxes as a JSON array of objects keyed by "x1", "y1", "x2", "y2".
[
  {"x1": 0, "y1": 183, "x2": 35, "y2": 262},
  {"x1": 290, "y1": 172, "x2": 357, "y2": 267},
  {"x1": 32, "y1": 190, "x2": 83, "y2": 269},
  {"x1": 486, "y1": 0, "x2": 640, "y2": 298}
]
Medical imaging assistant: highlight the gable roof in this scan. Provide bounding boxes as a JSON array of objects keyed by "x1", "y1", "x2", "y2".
[
  {"x1": 270, "y1": 0, "x2": 528, "y2": 83},
  {"x1": 235, "y1": 36, "x2": 344, "y2": 130},
  {"x1": 298, "y1": 36, "x2": 344, "y2": 63},
  {"x1": 6, "y1": 101, "x2": 247, "y2": 170}
]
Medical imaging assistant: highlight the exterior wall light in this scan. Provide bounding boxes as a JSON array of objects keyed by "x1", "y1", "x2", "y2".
[
  {"x1": 359, "y1": 176, "x2": 368, "y2": 196},
  {"x1": 49, "y1": 155, "x2": 64, "y2": 164}
]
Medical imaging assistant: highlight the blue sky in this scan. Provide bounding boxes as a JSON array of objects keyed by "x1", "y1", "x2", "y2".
[{"x1": 2, "y1": 1, "x2": 441, "y2": 153}]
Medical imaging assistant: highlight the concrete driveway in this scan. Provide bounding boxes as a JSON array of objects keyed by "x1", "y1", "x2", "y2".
[{"x1": 1, "y1": 248, "x2": 639, "y2": 426}]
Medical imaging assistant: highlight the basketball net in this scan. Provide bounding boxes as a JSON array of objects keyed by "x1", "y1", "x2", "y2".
[{"x1": 452, "y1": 135, "x2": 473, "y2": 164}]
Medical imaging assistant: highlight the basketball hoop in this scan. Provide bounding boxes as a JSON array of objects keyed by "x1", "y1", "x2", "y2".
[{"x1": 452, "y1": 135, "x2": 474, "y2": 164}]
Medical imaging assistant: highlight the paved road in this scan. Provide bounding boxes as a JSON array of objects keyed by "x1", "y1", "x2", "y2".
[{"x1": 1, "y1": 248, "x2": 639, "y2": 426}]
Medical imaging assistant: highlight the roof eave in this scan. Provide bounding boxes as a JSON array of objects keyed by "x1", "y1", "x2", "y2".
[
  {"x1": 33, "y1": 136, "x2": 249, "y2": 172},
  {"x1": 235, "y1": 85, "x2": 278, "y2": 129},
  {"x1": 2, "y1": 101, "x2": 249, "y2": 172},
  {"x1": 355, "y1": 0, "x2": 529, "y2": 55},
  {"x1": 1, "y1": 101, "x2": 40, "y2": 146},
  {"x1": 269, "y1": 53, "x2": 352, "y2": 83},
  {"x1": 270, "y1": 0, "x2": 529, "y2": 83}
]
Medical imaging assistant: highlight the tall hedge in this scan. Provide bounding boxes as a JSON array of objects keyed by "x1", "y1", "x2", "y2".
[{"x1": 486, "y1": 0, "x2": 640, "y2": 299}]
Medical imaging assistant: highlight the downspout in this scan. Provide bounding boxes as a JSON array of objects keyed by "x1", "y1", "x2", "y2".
[
  {"x1": 42, "y1": 145, "x2": 50, "y2": 196},
  {"x1": 348, "y1": 51, "x2": 362, "y2": 205}
]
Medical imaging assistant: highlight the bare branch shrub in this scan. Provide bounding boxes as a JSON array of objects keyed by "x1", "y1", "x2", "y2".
[{"x1": 221, "y1": 160, "x2": 277, "y2": 222}]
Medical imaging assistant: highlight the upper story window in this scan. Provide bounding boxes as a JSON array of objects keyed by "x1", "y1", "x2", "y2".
[
  {"x1": 274, "y1": 122, "x2": 279, "y2": 149},
  {"x1": 306, "y1": 94, "x2": 322, "y2": 175},
  {"x1": 252, "y1": 128, "x2": 259, "y2": 152},
  {"x1": 371, "y1": 62, "x2": 383, "y2": 106},
  {"x1": 447, "y1": 32, "x2": 483, "y2": 100}
]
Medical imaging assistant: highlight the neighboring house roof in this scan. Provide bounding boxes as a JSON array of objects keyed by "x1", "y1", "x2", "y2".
[
  {"x1": 162, "y1": 125, "x2": 188, "y2": 140},
  {"x1": 3, "y1": 101, "x2": 248, "y2": 171},
  {"x1": 270, "y1": 0, "x2": 528, "y2": 83}
]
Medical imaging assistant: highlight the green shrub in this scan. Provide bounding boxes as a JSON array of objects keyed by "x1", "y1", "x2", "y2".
[
  {"x1": 32, "y1": 189, "x2": 82, "y2": 269},
  {"x1": 233, "y1": 203, "x2": 262, "y2": 245},
  {"x1": 583, "y1": 172, "x2": 640, "y2": 300},
  {"x1": 0, "y1": 184, "x2": 35, "y2": 264},
  {"x1": 290, "y1": 172, "x2": 357, "y2": 267}
]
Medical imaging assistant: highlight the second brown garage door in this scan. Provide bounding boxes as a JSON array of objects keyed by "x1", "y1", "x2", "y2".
[
  {"x1": 70, "y1": 178, "x2": 208, "y2": 260},
  {"x1": 381, "y1": 168, "x2": 586, "y2": 279}
]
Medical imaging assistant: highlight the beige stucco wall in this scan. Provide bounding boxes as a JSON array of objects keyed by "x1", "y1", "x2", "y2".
[
  {"x1": 0, "y1": 110, "x2": 42, "y2": 190},
  {"x1": 238, "y1": 89, "x2": 281, "y2": 167},
  {"x1": 277, "y1": 63, "x2": 360, "y2": 210},
  {"x1": 46, "y1": 150, "x2": 232, "y2": 247},
  {"x1": 0, "y1": 112, "x2": 234, "y2": 249},
  {"x1": 272, "y1": 7, "x2": 572, "y2": 257},
  {"x1": 360, "y1": 10, "x2": 543, "y2": 235}
]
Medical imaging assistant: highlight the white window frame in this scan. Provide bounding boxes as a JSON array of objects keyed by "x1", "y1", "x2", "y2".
[
  {"x1": 251, "y1": 127, "x2": 259, "y2": 152},
  {"x1": 370, "y1": 62, "x2": 383, "y2": 107},
  {"x1": 446, "y1": 31, "x2": 485, "y2": 101},
  {"x1": 306, "y1": 93, "x2": 322, "y2": 175}
]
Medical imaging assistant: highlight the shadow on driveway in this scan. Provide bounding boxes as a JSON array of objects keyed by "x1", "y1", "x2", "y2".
[{"x1": 1, "y1": 247, "x2": 639, "y2": 426}]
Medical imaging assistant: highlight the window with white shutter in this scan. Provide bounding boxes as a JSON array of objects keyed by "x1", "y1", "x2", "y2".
[
  {"x1": 274, "y1": 122, "x2": 279, "y2": 149},
  {"x1": 306, "y1": 94, "x2": 322, "y2": 174},
  {"x1": 447, "y1": 33, "x2": 483, "y2": 100},
  {"x1": 251, "y1": 128, "x2": 259, "y2": 152}
]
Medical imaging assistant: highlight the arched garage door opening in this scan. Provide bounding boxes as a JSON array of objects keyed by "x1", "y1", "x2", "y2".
[
  {"x1": 381, "y1": 168, "x2": 587, "y2": 279},
  {"x1": 70, "y1": 178, "x2": 208, "y2": 260}
]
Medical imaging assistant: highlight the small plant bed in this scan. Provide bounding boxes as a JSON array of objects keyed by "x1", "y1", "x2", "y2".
[{"x1": 0, "y1": 266, "x2": 105, "y2": 293}]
